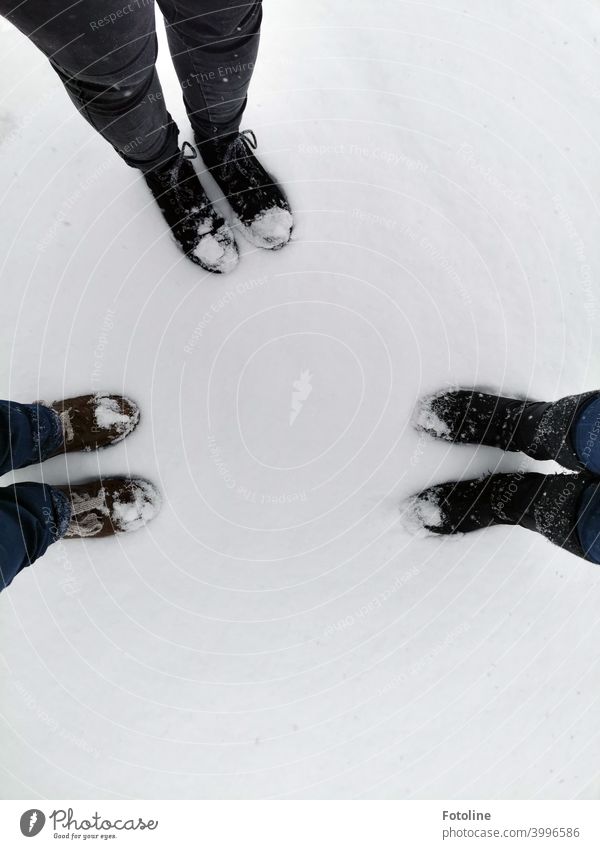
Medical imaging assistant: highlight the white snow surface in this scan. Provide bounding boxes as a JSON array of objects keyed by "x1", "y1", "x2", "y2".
[{"x1": 1, "y1": 0, "x2": 600, "y2": 800}]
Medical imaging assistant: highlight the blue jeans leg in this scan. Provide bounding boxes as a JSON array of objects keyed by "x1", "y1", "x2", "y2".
[
  {"x1": 577, "y1": 481, "x2": 600, "y2": 564},
  {"x1": 0, "y1": 484, "x2": 71, "y2": 590},
  {"x1": 573, "y1": 394, "x2": 600, "y2": 474},
  {"x1": 0, "y1": 400, "x2": 63, "y2": 475}
]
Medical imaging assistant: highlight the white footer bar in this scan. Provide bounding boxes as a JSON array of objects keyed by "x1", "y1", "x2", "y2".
[{"x1": 0, "y1": 800, "x2": 598, "y2": 848}]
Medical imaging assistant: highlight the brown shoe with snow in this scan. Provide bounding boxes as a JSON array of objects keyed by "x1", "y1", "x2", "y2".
[
  {"x1": 44, "y1": 393, "x2": 140, "y2": 456},
  {"x1": 55, "y1": 477, "x2": 161, "y2": 538}
]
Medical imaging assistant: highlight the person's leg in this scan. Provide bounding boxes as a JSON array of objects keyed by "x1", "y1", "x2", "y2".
[
  {"x1": 0, "y1": 0, "x2": 241, "y2": 267},
  {"x1": 414, "y1": 388, "x2": 600, "y2": 472},
  {"x1": 0, "y1": 476, "x2": 162, "y2": 591},
  {"x1": 0, "y1": 394, "x2": 142, "y2": 475},
  {"x1": 0, "y1": 0, "x2": 179, "y2": 171},
  {"x1": 157, "y1": 0, "x2": 292, "y2": 250},
  {"x1": 407, "y1": 472, "x2": 593, "y2": 562},
  {"x1": 157, "y1": 0, "x2": 262, "y2": 140},
  {"x1": 0, "y1": 483, "x2": 71, "y2": 590},
  {"x1": 0, "y1": 401, "x2": 63, "y2": 475}
]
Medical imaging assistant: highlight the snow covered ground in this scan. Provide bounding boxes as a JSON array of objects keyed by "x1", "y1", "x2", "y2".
[{"x1": 1, "y1": 0, "x2": 600, "y2": 800}]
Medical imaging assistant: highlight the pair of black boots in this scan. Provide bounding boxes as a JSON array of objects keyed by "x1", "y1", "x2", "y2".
[
  {"x1": 144, "y1": 129, "x2": 293, "y2": 274},
  {"x1": 409, "y1": 389, "x2": 600, "y2": 561}
]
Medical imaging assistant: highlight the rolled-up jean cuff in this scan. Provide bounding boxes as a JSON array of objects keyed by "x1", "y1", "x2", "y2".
[
  {"x1": 576, "y1": 482, "x2": 600, "y2": 564},
  {"x1": 573, "y1": 393, "x2": 600, "y2": 474},
  {"x1": 49, "y1": 488, "x2": 72, "y2": 540},
  {"x1": 31, "y1": 403, "x2": 64, "y2": 461}
]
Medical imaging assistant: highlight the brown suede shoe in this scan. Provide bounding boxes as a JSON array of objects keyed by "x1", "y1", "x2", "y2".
[
  {"x1": 44, "y1": 393, "x2": 140, "y2": 456},
  {"x1": 55, "y1": 477, "x2": 161, "y2": 538}
]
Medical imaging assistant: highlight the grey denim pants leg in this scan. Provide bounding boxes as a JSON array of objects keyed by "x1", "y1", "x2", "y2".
[
  {"x1": 156, "y1": 0, "x2": 262, "y2": 140},
  {"x1": 1, "y1": 0, "x2": 262, "y2": 168},
  {"x1": 0, "y1": 0, "x2": 179, "y2": 171}
]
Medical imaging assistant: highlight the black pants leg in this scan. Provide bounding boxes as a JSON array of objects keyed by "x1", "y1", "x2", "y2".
[
  {"x1": 157, "y1": 0, "x2": 262, "y2": 140},
  {"x1": 0, "y1": 0, "x2": 179, "y2": 171}
]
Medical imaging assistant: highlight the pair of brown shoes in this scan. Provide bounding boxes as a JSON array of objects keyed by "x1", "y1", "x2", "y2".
[{"x1": 45, "y1": 393, "x2": 160, "y2": 538}]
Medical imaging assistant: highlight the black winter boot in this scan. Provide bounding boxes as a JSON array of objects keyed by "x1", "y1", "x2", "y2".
[
  {"x1": 144, "y1": 142, "x2": 238, "y2": 273},
  {"x1": 414, "y1": 389, "x2": 600, "y2": 471},
  {"x1": 198, "y1": 130, "x2": 293, "y2": 250},
  {"x1": 407, "y1": 472, "x2": 589, "y2": 559}
]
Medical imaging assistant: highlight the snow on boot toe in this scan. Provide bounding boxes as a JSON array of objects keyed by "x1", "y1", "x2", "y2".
[
  {"x1": 244, "y1": 206, "x2": 293, "y2": 250},
  {"x1": 93, "y1": 393, "x2": 140, "y2": 444},
  {"x1": 192, "y1": 220, "x2": 239, "y2": 273},
  {"x1": 402, "y1": 492, "x2": 444, "y2": 536},
  {"x1": 110, "y1": 478, "x2": 162, "y2": 534},
  {"x1": 413, "y1": 392, "x2": 454, "y2": 440}
]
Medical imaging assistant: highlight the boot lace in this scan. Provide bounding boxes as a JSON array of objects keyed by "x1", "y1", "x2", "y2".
[
  {"x1": 170, "y1": 141, "x2": 198, "y2": 205},
  {"x1": 64, "y1": 488, "x2": 109, "y2": 538},
  {"x1": 153, "y1": 141, "x2": 200, "y2": 212},
  {"x1": 221, "y1": 129, "x2": 258, "y2": 182},
  {"x1": 58, "y1": 407, "x2": 75, "y2": 445}
]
